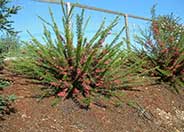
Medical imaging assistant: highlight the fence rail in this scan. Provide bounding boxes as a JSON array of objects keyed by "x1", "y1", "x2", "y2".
[{"x1": 35, "y1": 0, "x2": 152, "y2": 49}]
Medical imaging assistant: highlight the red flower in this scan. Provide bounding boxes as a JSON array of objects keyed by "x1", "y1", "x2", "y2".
[
  {"x1": 174, "y1": 51, "x2": 179, "y2": 56},
  {"x1": 56, "y1": 66, "x2": 65, "y2": 71},
  {"x1": 50, "y1": 82, "x2": 59, "y2": 87},
  {"x1": 113, "y1": 79, "x2": 121, "y2": 84},
  {"x1": 158, "y1": 40, "x2": 164, "y2": 47},
  {"x1": 173, "y1": 47, "x2": 179, "y2": 52},
  {"x1": 60, "y1": 71, "x2": 67, "y2": 75},
  {"x1": 96, "y1": 83, "x2": 102, "y2": 87},
  {"x1": 181, "y1": 70, "x2": 184, "y2": 75},
  {"x1": 146, "y1": 40, "x2": 153, "y2": 47},
  {"x1": 82, "y1": 82, "x2": 90, "y2": 91},
  {"x1": 175, "y1": 64, "x2": 181, "y2": 69},
  {"x1": 57, "y1": 89, "x2": 67, "y2": 97},
  {"x1": 102, "y1": 50, "x2": 108, "y2": 55},
  {"x1": 73, "y1": 88, "x2": 80, "y2": 94},
  {"x1": 161, "y1": 48, "x2": 168, "y2": 53},
  {"x1": 95, "y1": 69, "x2": 101, "y2": 73},
  {"x1": 57, "y1": 91, "x2": 66, "y2": 97},
  {"x1": 96, "y1": 80, "x2": 103, "y2": 87},
  {"x1": 104, "y1": 60, "x2": 110, "y2": 65},
  {"x1": 69, "y1": 66, "x2": 74, "y2": 70},
  {"x1": 63, "y1": 81, "x2": 70, "y2": 88},
  {"x1": 77, "y1": 68, "x2": 81, "y2": 74},
  {"x1": 152, "y1": 21, "x2": 160, "y2": 36},
  {"x1": 84, "y1": 79, "x2": 91, "y2": 85}
]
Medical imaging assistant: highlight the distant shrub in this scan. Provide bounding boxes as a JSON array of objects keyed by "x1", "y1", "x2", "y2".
[
  {"x1": 0, "y1": 35, "x2": 21, "y2": 69},
  {"x1": 10, "y1": 3, "x2": 150, "y2": 108},
  {"x1": 135, "y1": 14, "x2": 184, "y2": 92}
]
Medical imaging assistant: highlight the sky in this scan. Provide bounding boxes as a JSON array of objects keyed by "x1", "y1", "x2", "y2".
[{"x1": 9, "y1": 0, "x2": 184, "y2": 42}]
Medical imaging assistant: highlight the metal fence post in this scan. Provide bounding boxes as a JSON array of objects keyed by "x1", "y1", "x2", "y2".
[
  {"x1": 124, "y1": 14, "x2": 130, "y2": 50},
  {"x1": 66, "y1": 2, "x2": 71, "y2": 29},
  {"x1": 66, "y1": 2, "x2": 71, "y2": 15}
]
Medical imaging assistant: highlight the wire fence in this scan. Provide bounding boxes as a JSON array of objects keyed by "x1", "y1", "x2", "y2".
[{"x1": 35, "y1": 0, "x2": 152, "y2": 49}]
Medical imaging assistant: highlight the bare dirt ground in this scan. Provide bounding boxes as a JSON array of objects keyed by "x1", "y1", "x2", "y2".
[{"x1": 0, "y1": 70, "x2": 184, "y2": 132}]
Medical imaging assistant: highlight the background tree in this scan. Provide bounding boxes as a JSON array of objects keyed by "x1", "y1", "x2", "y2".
[{"x1": 0, "y1": 0, "x2": 21, "y2": 35}]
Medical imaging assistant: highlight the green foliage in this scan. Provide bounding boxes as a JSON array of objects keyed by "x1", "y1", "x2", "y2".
[
  {"x1": 0, "y1": 94, "x2": 16, "y2": 116},
  {"x1": 135, "y1": 14, "x2": 184, "y2": 92},
  {"x1": 0, "y1": 79, "x2": 10, "y2": 90},
  {"x1": 0, "y1": 0, "x2": 21, "y2": 35},
  {"x1": 0, "y1": 35, "x2": 20, "y2": 69},
  {"x1": 10, "y1": 2, "x2": 149, "y2": 107},
  {"x1": 0, "y1": 35, "x2": 20, "y2": 53}
]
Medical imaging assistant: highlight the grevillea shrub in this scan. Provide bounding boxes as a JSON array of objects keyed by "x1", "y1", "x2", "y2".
[
  {"x1": 10, "y1": 2, "x2": 150, "y2": 107},
  {"x1": 135, "y1": 14, "x2": 184, "y2": 92}
]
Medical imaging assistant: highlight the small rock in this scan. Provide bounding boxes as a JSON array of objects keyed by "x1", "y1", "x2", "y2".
[{"x1": 21, "y1": 114, "x2": 27, "y2": 118}]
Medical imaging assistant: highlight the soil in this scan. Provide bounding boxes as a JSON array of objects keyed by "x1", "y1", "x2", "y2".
[{"x1": 0, "y1": 69, "x2": 184, "y2": 132}]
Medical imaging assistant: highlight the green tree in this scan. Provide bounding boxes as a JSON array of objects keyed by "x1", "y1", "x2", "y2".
[{"x1": 0, "y1": 0, "x2": 21, "y2": 35}]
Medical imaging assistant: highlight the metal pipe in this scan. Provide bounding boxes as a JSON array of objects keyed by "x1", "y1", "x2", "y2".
[{"x1": 35, "y1": 0, "x2": 152, "y2": 21}]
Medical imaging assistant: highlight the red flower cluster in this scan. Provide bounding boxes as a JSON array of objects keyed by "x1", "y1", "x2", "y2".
[{"x1": 152, "y1": 21, "x2": 159, "y2": 36}]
